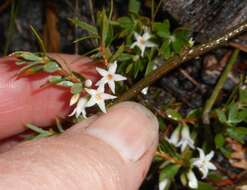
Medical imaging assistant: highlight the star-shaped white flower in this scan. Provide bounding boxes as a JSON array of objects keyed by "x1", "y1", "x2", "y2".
[
  {"x1": 166, "y1": 126, "x2": 180, "y2": 146},
  {"x1": 192, "y1": 148, "x2": 216, "y2": 179},
  {"x1": 176, "y1": 125, "x2": 195, "y2": 152},
  {"x1": 96, "y1": 61, "x2": 127, "y2": 94},
  {"x1": 159, "y1": 178, "x2": 169, "y2": 190},
  {"x1": 69, "y1": 97, "x2": 88, "y2": 118},
  {"x1": 85, "y1": 86, "x2": 116, "y2": 113},
  {"x1": 131, "y1": 31, "x2": 157, "y2": 57},
  {"x1": 187, "y1": 170, "x2": 198, "y2": 189}
]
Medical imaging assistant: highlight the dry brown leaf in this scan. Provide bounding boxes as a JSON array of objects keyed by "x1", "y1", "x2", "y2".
[{"x1": 227, "y1": 139, "x2": 247, "y2": 170}]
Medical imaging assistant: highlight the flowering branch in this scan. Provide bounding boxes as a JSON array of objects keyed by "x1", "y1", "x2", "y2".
[{"x1": 115, "y1": 20, "x2": 247, "y2": 103}]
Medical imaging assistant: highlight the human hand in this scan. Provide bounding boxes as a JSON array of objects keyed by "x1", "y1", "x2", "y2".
[{"x1": 0, "y1": 54, "x2": 159, "y2": 190}]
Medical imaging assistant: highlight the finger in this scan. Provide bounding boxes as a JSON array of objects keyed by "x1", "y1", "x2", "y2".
[
  {"x1": 0, "y1": 54, "x2": 99, "y2": 139},
  {"x1": 0, "y1": 102, "x2": 159, "y2": 190}
]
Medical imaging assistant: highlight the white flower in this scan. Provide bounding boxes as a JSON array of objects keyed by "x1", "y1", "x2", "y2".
[
  {"x1": 159, "y1": 178, "x2": 169, "y2": 190},
  {"x1": 192, "y1": 148, "x2": 216, "y2": 179},
  {"x1": 187, "y1": 170, "x2": 198, "y2": 189},
  {"x1": 131, "y1": 31, "x2": 157, "y2": 57},
  {"x1": 69, "y1": 97, "x2": 88, "y2": 118},
  {"x1": 96, "y1": 61, "x2": 127, "y2": 94},
  {"x1": 188, "y1": 37, "x2": 195, "y2": 47},
  {"x1": 141, "y1": 87, "x2": 149, "y2": 95},
  {"x1": 166, "y1": 126, "x2": 180, "y2": 146},
  {"x1": 84, "y1": 79, "x2": 93, "y2": 88},
  {"x1": 176, "y1": 125, "x2": 195, "y2": 152},
  {"x1": 69, "y1": 94, "x2": 80, "y2": 106},
  {"x1": 85, "y1": 86, "x2": 116, "y2": 113}
]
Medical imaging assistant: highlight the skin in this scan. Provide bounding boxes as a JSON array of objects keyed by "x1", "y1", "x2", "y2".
[{"x1": 0, "y1": 54, "x2": 159, "y2": 190}]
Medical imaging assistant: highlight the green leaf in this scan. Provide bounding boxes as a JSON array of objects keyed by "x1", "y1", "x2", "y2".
[
  {"x1": 159, "y1": 164, "x2": 180, "y2": 180},
  {"x1": 220, "y1": 147, "x2": 232, "y2": 158},
  {"x1": 238, "y1": 109, "x2": 247, "y2": 122},
  {"x1": 71, "y1": 83, "x2": 83, "y2": 95},
  {"x1": 239, "y1": 88, "x2": 247, "y2": 104},
  {"x1": 145, "y1": 61, "x2": 154, "y2": 76},
  {"x1": 215, "y1": 133, "x2": 225, "y2": 149},
  {"x1": 58, "y1": 81, "x2": 74, "y2": 87},
  {"x1": 166, "y1": 109, "x2": 182, "y2": 121},
  {"x1": 126, "y1": 63, "x2": 133, "y2": 73},
  {"x1": 49, "y1": 76, "x2": 63, "y2": 84},
  {"x1": 153, "y1": 20, "x2": 170, "y2": 38},
  {"x1": 118, "y1": 53, "x2": 133, "y2": 61},
  {"x1": 14, "y1": 51, "x2": 42, "y2": 62},
  {"x1": 228, "y1": 103, "x2": 241, "y2": 124},
  {"x1": 160, "y1": 39, "x2": 172, "y2": 59},
  {"x1": 73, "y1": 35, "x2": 99, "y2": 43},
  {"x1": 172, "y1": 38, "x2": 184, "y2": 54},
  {"x1": 30, "y1": 26, "x2": 47, "y2": 54},
  {"x1": 227, "y1": 127, "x2": 247, "y2": 144},
  {"x1": 70, "y1": 18, "x2": 97, "y2": 34},
  {"x1": 101, "y1": 10, "x2": 110, "y2": 45},
  {"x1": 128, "y1": 0, "x2": 141, "y2": 15},
  {"x1": 26, "y1": 124, "x2": 54, "y2": 139},
  {"x1": 216, "y1": 109, "x2": 227, "y2": 123},
  {"x1": 16, "y1": 61, "x2": 27, "y2": 65},
  {"x1": 43, "y1": 61, "x2": 60, "y2": 73},
  {"x1": 17, "y1": 61, "x2": 43, "y2": 75},
  {"x1": 117, "y1": 17, "x2": 134, "y2": 29},
  {"x1": 198, "y1": 181, "x2": 215, "y2": 190},
  {"x1": 111, "y1": 44, "x2": 125, "y2": 62}
]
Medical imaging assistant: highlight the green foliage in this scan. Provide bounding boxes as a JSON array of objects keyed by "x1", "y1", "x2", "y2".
[{"x1": 128, "y1": 0, "x2": 141, "y2": 15}]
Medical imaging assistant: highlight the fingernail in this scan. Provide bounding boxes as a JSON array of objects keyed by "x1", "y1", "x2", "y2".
[{"x1": 85, "y1": 101, "x2": 159, "y2": 161}]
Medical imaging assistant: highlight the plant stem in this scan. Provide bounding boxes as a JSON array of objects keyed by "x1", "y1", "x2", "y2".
[
  {"x1": 115, "y1": 20, "x2": 247, "y2": 104},
  {"x1": 202, "y1": 49, "x2": 240, "y2": 124}
]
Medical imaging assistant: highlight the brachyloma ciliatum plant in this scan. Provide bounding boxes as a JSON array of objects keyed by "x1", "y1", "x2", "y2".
[{"x1": 8, "y1": 0, "x2": 247, "y2": 189}]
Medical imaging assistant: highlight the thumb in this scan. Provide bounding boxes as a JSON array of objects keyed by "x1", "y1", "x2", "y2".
[{"x1": 0, "y1": 102, "x2": 159, "y2": 190}]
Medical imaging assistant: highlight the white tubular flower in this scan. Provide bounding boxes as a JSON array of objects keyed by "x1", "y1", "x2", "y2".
[
  {"x1": 159, "y1": 178, "x2": 169, "y2": 190},
  {"x1": 176, "y1": 125, "x2": 195, "y2": 152},
  {"x1": 187, "y1": 170, "x2": 198, "y2": 189},
  {"x1": 192, "y1": 148, "x2": 216, "y2": 179},
  {"x1": 167, "y1": 126, "x2": 180, "y2": 146},
  {"x1": 131, "y1": 31, "x2": 157, "y2": 57},
  {"x1": 85, "y1": 86, "x2": 116, "y2": 113},
  {"x1": 69, "y1": 94, "x2": 80, "y2": 106},
  {"x1": 96, "y1": 61, "x2": 127, "y2": 94},
  {"x1": 69, "y1": 97, "x2": 88, "y2": 118}
]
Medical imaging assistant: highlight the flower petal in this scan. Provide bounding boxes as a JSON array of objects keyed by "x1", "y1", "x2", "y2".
[
  {"x1": 96, "y1": 67, "x2": 108, "y2": 76},
  {"x1": 108, "y1": 80, "x2": 116, "y2": 94},
  {"x1": 109, "y1": 61, "x2": 117, "y2": 73},
  {"x1": 200, "y1": 167, "x2": 209, "y2": 179},
  {"x1": 86, "y1": 97, "x2": 96, "y2": 107},
  {"x1": 145, "y1": 41, "x2": 157, "y2": 48},
  {"x1": 97, "y1": 100, "x2": 107, "y2": 113},
  {"x1": 206, "y1": 151, "x2": 215, "y2": 161},
  {"x1": 143, "y1": 32, "x2": 151, "y2": 41},
  {"x1": 114, "y1": 74, "x2": 127, "y2": 81},
  {"x1": 187, "y1": 170, "x2": 198, "y2": 189},
  {"x1": 167, "y1": 127, "x2": 180, "y2": 146},
  {"x1": 101, "y1": 93, "x2": 117, "y2": 100},
  {"x1": 197, "y1": 148, "x2": 206, "y2": 159},
  {"x1": 85, "y1": 88, "x2": 96, "y2": 95},
  {"x1": 207, "y1": 162, "x2": 216, "y2": 170}
]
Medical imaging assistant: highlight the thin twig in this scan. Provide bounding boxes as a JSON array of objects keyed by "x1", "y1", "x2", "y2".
[
  {"x1": 229, "y1": 41, "x2": 247, "y2": 53},
  {"x1": 115, "y1": 20, "x2": 247, "y2": 104},
  {"x1": 202, "y1": 49, "x2": 240, "y2": 124}
]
